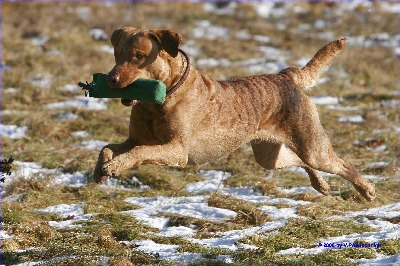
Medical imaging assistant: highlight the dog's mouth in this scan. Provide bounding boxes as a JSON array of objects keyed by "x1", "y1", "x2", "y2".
[{"x1": 121, "y1": 99, "x2": 139, "y2": 107}]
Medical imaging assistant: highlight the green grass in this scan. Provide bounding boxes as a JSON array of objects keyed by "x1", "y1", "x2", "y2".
[
  {"x1": 236, "y1": 219, "x2": 378, "y2": 265},
  {"x1": 241, "y1": 219, "x2": 375, "y2": 252}
]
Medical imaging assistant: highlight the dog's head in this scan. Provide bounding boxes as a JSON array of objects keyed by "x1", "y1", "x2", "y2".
[{"x1": 107, "y1": 27, "x2": 182, "y2": 89}]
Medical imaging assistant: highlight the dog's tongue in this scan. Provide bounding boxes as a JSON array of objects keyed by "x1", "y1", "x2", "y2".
[{"x1": 121, "y1": 98, "x2": 139, "y2": 107}]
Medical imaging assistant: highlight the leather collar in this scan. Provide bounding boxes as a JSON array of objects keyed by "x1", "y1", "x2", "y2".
[{"x1": 166, "y1": 49, "x2": 190, "y2": 97}]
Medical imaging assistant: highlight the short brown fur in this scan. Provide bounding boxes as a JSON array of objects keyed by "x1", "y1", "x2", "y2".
[{"x1": 93, "y1": 27, "x2": 376, "y2": 201}]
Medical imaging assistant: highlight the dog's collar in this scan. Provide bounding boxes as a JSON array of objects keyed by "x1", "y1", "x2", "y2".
[{"x1": 166, "y1": 49, "x2": 190, "y2": 97}]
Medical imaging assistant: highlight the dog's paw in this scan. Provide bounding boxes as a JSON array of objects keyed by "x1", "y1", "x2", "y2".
[
  {"x1": 101, "y1": 160, "x2": 119, "y2": 177},
  {"x1": 354, "y1": 181, "x2": 376, "y2": 202},
  {"x1": 316, "y1": 183, "x2": 331, "y2": 196},
  {"x1": 93, "y1": 174, "x2": 109, "y2": 183},
  {"x1": 93, "y1": 165, "x2": 109, "y2": 183},
  {"x1": 310, "y1": 176, "x2": 331, "y2": 196}
]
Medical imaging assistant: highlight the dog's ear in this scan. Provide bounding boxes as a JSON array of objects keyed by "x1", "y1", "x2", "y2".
[
  {"x1": 148, "y1": 30, "x2": 182, "y2": 58},
  {"x1": 111, "y1": 27, "x2": 139, "y2": 47},
  {"x1": 110, "y1": 28, "x2": 125, "y2": 47}
]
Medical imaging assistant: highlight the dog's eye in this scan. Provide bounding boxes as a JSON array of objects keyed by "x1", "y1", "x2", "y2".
[{"x1": 135, "y1": 53, "x2": 144, "y2": 59}]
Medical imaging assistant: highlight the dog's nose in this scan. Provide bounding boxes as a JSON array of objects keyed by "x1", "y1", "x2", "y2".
[{"x1": 107, "y1": 73, "x2": 120, "y2": 86}]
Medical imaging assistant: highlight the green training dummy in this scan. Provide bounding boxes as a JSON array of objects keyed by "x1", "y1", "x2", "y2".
[{"x1": 78, "y1": 73, "x2": 166, "y2": 104}]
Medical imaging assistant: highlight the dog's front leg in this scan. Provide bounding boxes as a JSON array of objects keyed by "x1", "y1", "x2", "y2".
[
  {"x1": 101, "y1": 142, "x2": 188, "y2": 177},
  {"x1": 93, "y1": 139, "x2": 135, "y2": 182}
]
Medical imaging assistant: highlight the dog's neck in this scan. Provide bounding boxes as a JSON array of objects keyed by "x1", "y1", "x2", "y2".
[{"x1": 162, "y1": 50, "x2": 190, "y2": 95}]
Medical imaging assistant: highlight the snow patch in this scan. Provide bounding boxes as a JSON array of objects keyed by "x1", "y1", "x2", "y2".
[
  {"x1": 258, "y1": 206, "x2": 299, "y2": 220},
  {"x1": 242, "y1": 60, "x2": 281, "y2": 74},
  {"x1": 239, "y1": 46, "x2": 287, "y2": 74},
  {"x1": 285, "y1": 166, "x2": 337, "y2": 178},
  {"x1": 77, "y1": 140, "x2": 108, "y2": 150},
  {"x1": 189, "y1": 220, "x2": 286, "y2": 250},
  {"x1": 123, "y1": 208, "x2": 170, "y2": 230},
  {"x1": 353, "y1": 139, "x2": 387, "y2": 152},
  {"x1": 6, "y1": 161, "x2": 57, "y2": 184},
  {"x1": 280, "y1": 204, "x2": 400, "y2": 256},
  {"x1": 186, "y1": 170, "x2": 231, "y2": 194},
  {"x1": 3, "y1": 193, "x2": 26, "y2": 202},
  {"x1": 48, "y1": 213, "x2": 97, "y2": 229},
  {"x1": 58, "y1": 84, "x2": 78, "y2": 92},
  {"x1": 31, "y1": 35, "x2": 49, "y2": 46},
  {"x1": 277, "y1": 186, "x2": 319, "y2": 196},
  {"x1": 99, "y1": 45, "x2": 114, "y2": 54},
  {"x1": 36, "y1": 203, "x2": 84, "y2": 219},
  {"x1": 180, "y1": 40, "x2": 202, "y2": 57},
  {"x1": 185, "y1": 179, "x2": 224, "y2": 194},
  {"x1": 10, "y1": 255, "x2": 109, "y2": 266},
  {"x1": 52, "y1": 172, "x2": 87, "y2": 187},
  {"x1": 366, "y1": 161, "x2": 390, "y2": 169},
  {"x1": 338, "y1": 115, "x2": 365, "y2": 123},
  {"x1": 89, "y1": 28, "x2": 108, "y2": 41},
  {"x1": 192, "y1": 20, "x2": 229, "y2": 40},
  {"x1": 57, "y1": 112, "x2": 79, "y2": 121},
  {"x1": 196, "y1": 58, "x2": 231, "y2": 68},
  {"x1": 130, "y1": 239, "x2": 204, "y2": 262},
  {"x1": 2, "y1": 110, "x2": 30, "y2": 116},
  {"x1": 346, "y1": 33, "x2": 398, "y2": 49},
  {"x1": 346, "y1": 203, "x2": 400, "y2": 220},
  {"x1": 253, "y1": 35, "x2": 271, "y2": 43},
  {"x1": 123, "y1": 196, "x2": 236, "y2": 229},
  {"x1": 2, "y1": 161, "x2": 88, "y2": 194},
  {"x1": 203, "y1": 2, "x2": 237, "y2": 15},
  {"x1": 395, "y1": 47, "x2": 400, "y2": 57},
  {"x1": 327, "y1": 105, "x2": 359, "y2": 111},
  {"x1": 362, "y1": 175, "x2": 386, "y2": 181},
  {"x1": 28, "y1": 75, "x2": 53, "y2": 89},
  {"x1": 252, "y1": 2, "x2": 288, "y2": 18},
  {"x1": 380, "y1": 2, "x2": 400, "y2": 14},
  {"x1": 357, "y1": 253, "x2": 400, "y2": 266},
  {"x1": 99, "y1": 176, "x2": 149, "y2": 191},
  {"x1": 311, "y1": 96, "x2": 341, "y2": 105},
  {"x1": 46, "y1": 96, "x2": 108, "y2": 110},
  {"x1": 268, "y1": 197, "x2": 311, "y2": 206},
  {"x1": 278, "y1": 246, "x2": 324, "y2": 255},
  {"x1": 221, "y1": 186, "x2": 273, "y2": 204},
  {"x1": 235, "y1": 30, "x2": 252, "y2": 40},
  {"x1": 161, "y1": 202, "x2": 236, "y2": 220},
  {"x1": 72, "y1": 131, "x2": 89, "y2": 138},
  {"x1": 156, "y1": 226, "x2": 196, "y2": 238},
  {"x1": 1, "y1": 124, "x2": 28, "y2": 139},
  {"x1": 257, "y1": 46, "x2": 288, "y2": 61},
  {"x1": 0, "y1": 230, "x2": 14, "y2": 239},
  {"x1": 4, "y1": 87, "x2": 21, "y2": 93}
]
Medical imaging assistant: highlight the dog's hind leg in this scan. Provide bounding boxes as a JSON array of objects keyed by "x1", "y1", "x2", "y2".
[
  {"x1": 303, "y1": 167, "x2": 331, "y2": 195},
  {"x1": 286, "y1": 107, "x2": 376, "y2": 201},
  {"x1": 251, "y1": 140, "x2": 331, "y2": 195},
  {"x1": 299, "y1": 145, "x2": 376, "y2": 201},
  {"x1": 251, "y1": 141, "x2": 303, "y2": 169}
]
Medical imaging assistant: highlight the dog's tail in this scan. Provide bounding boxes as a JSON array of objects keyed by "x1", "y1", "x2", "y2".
[{"x1": 280, "y1": 38, "x2": 346, "y2": 90}]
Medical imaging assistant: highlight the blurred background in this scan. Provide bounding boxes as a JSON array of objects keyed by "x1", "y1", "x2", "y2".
[{"x1": 2, "y1": 1, "x2": 398, "y2": 179}]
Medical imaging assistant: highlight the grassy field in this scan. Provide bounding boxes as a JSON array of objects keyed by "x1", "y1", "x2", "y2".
[{"x1": 1, "y1": 2, "x2": 399, "y2": 265}]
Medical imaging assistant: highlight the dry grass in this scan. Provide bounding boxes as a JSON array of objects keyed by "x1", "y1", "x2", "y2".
[
  {"x1": 208, "y1": 193, "x2": 271, "y2": 226},
  {"x1": 164, "y1": 213, "x2": 245, "y2": 239}
]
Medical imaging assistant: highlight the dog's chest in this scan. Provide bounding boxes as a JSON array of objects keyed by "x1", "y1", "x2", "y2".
[{"x1": 128, "y1": 106, "x2": 172, "y2": 144}]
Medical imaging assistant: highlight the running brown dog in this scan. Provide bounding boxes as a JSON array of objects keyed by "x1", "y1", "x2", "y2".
[{"x1": 93, "y1": 27, "x2": 376, "y2": 201}]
